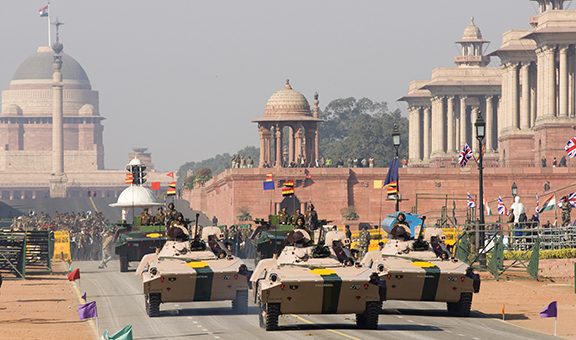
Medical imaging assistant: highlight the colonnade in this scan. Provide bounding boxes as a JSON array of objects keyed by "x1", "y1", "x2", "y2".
[
  {"x1": 408, "y1": 95, "x2": 500, "y2": 162},
  {"x1": 258, "y1": 123, "x2": 319, "y2": 167}
]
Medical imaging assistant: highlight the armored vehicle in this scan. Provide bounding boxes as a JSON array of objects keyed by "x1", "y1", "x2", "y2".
[
  {"x1": 362, "y1": 214, "x2": 480, "y2": 317},
  {"x1": 136, "y1": 215, "x2": 251, "y2": 317},
  {"x1": 251, "y1": 228, "x2": 386, "y2": 331},
  {"x1": 114, "y1": 223, "x2": 166, "y2": 272}
]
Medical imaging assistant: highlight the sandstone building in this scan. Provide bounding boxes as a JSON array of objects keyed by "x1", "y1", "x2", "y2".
[{"x1": 186, "y1": 1, "x2": 576, "y2": 226}]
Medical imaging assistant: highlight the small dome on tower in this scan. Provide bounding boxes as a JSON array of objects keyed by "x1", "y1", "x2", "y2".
[
  {"x1": 78, "y1": 104, "x2": 97, "y2": 116},
  {"x1": 264, "y1": 79, "x2": 311, "y2": 117},
  {"x1": 460, "y1": 18, "x2": 486, "y2": 42}
]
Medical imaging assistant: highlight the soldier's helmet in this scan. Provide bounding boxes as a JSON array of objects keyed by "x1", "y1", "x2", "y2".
[{"x1": 168, "y1": 202, "x2": 175, "y2": 210}]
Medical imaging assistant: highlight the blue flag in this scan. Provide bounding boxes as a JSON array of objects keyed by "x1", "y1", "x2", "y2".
[
  {"x1": 77, "y1": 301, "x2": 97, "y2": 320},
  {"x1": 539, "y1": 301, "x2": 557, "y2": 318},
  {"x1": 263, "y1": 173, "x2": 275, "y2": 191},
  {"x1": 384, "y1": 158, "x2": 399, "y2": 195}
]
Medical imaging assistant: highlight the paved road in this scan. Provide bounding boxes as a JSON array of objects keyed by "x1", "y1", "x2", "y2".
[{"x1": 77, "y1": 260, "x2": 556, "y2": 340}]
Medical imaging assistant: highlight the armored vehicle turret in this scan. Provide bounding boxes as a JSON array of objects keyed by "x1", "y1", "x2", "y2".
[
  {"x1": 362, "y1": 213, "x2": 480, "y2": 317},
  {"x1": 250, "y1": 227, "x2": 386, "y2": 331},
  {"x1": 136, "y1": 214, "x2": 251, "y2": 317}
]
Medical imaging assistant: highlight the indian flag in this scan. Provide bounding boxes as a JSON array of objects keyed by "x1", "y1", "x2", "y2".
[{"x1": 538, "y1": 194, "x2": 556, "y2": 213}]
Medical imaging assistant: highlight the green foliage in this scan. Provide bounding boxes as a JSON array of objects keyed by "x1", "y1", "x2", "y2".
[
  {"x1": 504, "y1": 248, "x2": 576, "y2": 260},
  {"x1": 319, "y1": 97, "x2": 408, "y2": 167},
  {"x1": 177, "y1": 146, "x2": 259, "y2": 187},
  {"x1": 341, "y1": 206, "x2": 359, "y2": 221},
  {"x1": 176, "y1": 96, "x2": 409, "y2": 184}
]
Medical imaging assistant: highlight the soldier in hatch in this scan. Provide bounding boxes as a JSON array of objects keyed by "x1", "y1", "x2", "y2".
[
  {"x1": 390, "y1": 212, "x2": 412, "y2": 241},
  {"x1": 140, "y1": 208, "x2": 152, "y2": 226}
]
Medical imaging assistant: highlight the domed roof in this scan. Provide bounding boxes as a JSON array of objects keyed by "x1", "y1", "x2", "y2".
[
  {"x1": 264, "y1": 80, "x2": 311, "y2": 117},
  {"x1": 460, "y1": 18, "x2": 486, "y2": 42},
  {"x1": 109, "y1": 185, "x2": 163, "y2": 208},
  {"x1": 11, "y1": 46, "x2": 90, "y2": 84}
]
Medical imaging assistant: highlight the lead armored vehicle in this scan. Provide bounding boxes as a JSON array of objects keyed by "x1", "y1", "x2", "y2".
[
  {"x1": 362, "y1": 214, "x2": 480, "y2": 316},
  {"x1": 136, "y1": 214, "x2": 251, "y2": 317},
  {"x1": 251, "y1": 228, "x2": 386, "y2": 331},
  {"x1": 114, "y1": 223, "x2": 166, "y2": 272}
]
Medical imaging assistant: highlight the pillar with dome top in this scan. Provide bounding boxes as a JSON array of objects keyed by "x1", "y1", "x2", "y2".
[{"x1": 252, "y1": 80, "x2": 322, "y2": 168}]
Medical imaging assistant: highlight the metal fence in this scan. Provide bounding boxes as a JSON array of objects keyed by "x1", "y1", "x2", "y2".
[{"x1": 449, "y1": 221, "x2": 576, "y2": 280}]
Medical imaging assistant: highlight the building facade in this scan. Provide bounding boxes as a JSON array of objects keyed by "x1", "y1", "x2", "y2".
[{"x1": 404, "y1": 1, "x2": 576, "y2": 168}]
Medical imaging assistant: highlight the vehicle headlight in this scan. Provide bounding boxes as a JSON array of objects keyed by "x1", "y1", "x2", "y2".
[{"x1": 150, "y1": 267, "x2": 158, "y2": 275}]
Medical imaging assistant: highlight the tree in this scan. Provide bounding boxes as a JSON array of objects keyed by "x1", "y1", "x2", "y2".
[
  {"x1": 177, "y1": 146, "x2": 259, "y2": 187},
  {"x1": 319, "y1": 97, "x2": 408, "y2": 167}
]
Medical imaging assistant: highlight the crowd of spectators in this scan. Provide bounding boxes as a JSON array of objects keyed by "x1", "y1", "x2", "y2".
[
  {"x1": 262, "y1": 156, "x2": 386, "y2": 169},
  {"x1": 9, "y1": 211, "x2": 109, "y2": 261}
]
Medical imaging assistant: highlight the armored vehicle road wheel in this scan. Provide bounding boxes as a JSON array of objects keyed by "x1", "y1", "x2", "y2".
[
  {"x1": 146, "y1": 293, "x2": 161, "y2": 317},
  {"x1": 447, "y1": 292, "x2": 472, "y2": 317},
  {"x1": 356, "y1": 301, "x2": 380, "y2": 329},
  {"x1": 232, "y1": 290, "x2": 248, "y2": 314},
  {"x1": 120, "y1": 255, "x2": 129, "y2": 272},
  {"x1": 258, "y1": 303, "x2": 280, "y2": 331}
]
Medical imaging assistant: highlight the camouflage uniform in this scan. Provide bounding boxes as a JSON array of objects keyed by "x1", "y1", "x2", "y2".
[
  {"x1": 359, "y1": 227, "x2": 371, "y2": 258},
  {"x1": 561, "y1": 200, "x2": 572, "y2": 226}
]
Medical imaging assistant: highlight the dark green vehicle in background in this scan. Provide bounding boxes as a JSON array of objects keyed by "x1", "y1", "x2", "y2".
[{"x1": 114, "y1": 223, "x2": 166, "y2": 272}]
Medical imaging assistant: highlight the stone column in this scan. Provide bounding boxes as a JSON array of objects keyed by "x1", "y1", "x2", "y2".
[
  {"x1": 423, "y1": 106, "x2": 431, "y2": 160},
  {"x1": 52, "y1": 57, "x2": 64, "y2": 176},
  {"x1": 546, "y1": 46, "x2": 557, "y2": 117},
  {"x1": 496, "y1": 95, "x2": 502, "y2": 150},
  {"x1": 520, "y1": 62, "x2": 531, "y2": 129},
  {"x1": 314, "y1": 127, "x2": 319, "y2": 164},
  {"x1": 536, "y1": 47, "x2": 545, "y2": 119},
  {"x1": 500, "y1": 64, "x2": 509, "y2": 130},
  {"x1": 559, "y1": 45, "x2": 569, "y2": 117},
  {"x1": 295, "y1": 126, "x2": 303, "y2": 163},
  {"x1": 510, "y1": 62, "x2": 519, "y2": 129},
  {"x1": 459, "y1": 96, "x2": 468, "y2": 147},
  {"x1": 485, "y1": 96, "x2": 494, "y2": 152},
  {"x1": 446, "y1": 96, "x2": 455, "y2": 153},
  {"x1": 288, "y1": 127, "x2": 294, "y2": 164},
  {"x1": 530, "y1": 64, "x2": 538, "y2": 125},
  {"x1": 275, "y1": 125, "x2": 282, "y2": 168},
  {"x1": 471, "y1": 106, "x2": 479, "y2": 152},
  {"x1": 431, "y1": 96, "x2": 445, "y2": 156},
  {"x1": 259, "y1": 125, "x2": 266, "y2": 167},
  {"x1": 408, "y1": 106, "x2": 422, "y2": 162}
]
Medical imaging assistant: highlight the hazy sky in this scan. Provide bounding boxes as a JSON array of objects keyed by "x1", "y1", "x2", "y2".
[{"x1": 0, "y1": 1, "x2": 551, "y2": 170}]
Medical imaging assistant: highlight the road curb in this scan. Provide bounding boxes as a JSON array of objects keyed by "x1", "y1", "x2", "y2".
[{"x1": 71, "y1": 280, "x2": 100, "y2": 340}]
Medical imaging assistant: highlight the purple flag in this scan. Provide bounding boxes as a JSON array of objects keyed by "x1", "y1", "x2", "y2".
[
  {"x1": 539, "y1": 301, "x2": 557, "y2": 318},
  {"x1": 78, "y1": 301, "x2": 98, "y2": 320},
  {"x1": 81, "y1": 292, "x2": 87, "y2": 301}
]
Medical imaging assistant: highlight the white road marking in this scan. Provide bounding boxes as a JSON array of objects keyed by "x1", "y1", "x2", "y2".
[{"x1": 202, "y1": 328, "x2": 208, "y2": 332}]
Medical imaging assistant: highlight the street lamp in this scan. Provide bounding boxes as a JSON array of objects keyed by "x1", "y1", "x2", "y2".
[
  {"x1": 511, "y1": 182, "x2": 518, "y2": 198},
  {"x1": 392, "y1": 124, "x2": 401, "y2": 212},
  {"x1": 475, "y1": 111, "x2": 486, "y2": 263}
]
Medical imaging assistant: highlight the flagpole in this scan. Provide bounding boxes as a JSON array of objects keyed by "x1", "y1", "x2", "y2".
[
  {"x1": 47, "y1": 1, "x2": 51, "y2": 46},
  {"x1": 554, "y1": 317, "x2": 557, "y2": 336},
  {"x1": 96, "y1": 316, "x2": 100, "y2": 339}
]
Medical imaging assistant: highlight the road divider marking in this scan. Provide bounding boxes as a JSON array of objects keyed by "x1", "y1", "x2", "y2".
[{"x1": 289, "y1": 314, "x2": 361, "y2": 340}]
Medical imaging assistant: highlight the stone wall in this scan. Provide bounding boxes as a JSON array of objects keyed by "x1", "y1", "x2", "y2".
[{"x1": 183, "y1": 166, "x2": 576, "y2": 226}]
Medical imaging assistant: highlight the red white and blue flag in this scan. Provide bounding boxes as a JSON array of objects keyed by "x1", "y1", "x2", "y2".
[
  {"x1": 458, "y1": 143, "x2": 473, "y2": 167},
  {"x1": 497, "y1": 196, "x2": 508, "y2": 215},
  {"x1": 467, "y1": 192, "x2": 475, "y2": 208},
  {"x1": 565, "y1": 137, "x2": 576, "y2": 158},
  {"x1": 558, "y1": 192, "x2": 576, "y2": 208},
  {"x1": 39, "y1": 5, "x2": 49, "y2": 17}
]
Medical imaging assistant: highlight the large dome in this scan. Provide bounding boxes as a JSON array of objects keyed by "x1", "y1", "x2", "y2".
[
  {"x1": 264, "y1": 80, "x2": 311, "y2": 117},
  {"x1": 11, "y1": 46, "x2": 90, "y2": 85}
]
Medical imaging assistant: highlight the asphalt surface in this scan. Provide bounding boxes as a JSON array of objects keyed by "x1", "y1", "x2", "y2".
[{"x1": 76, "y1": 260, "x2": 557, "y2": 340}]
